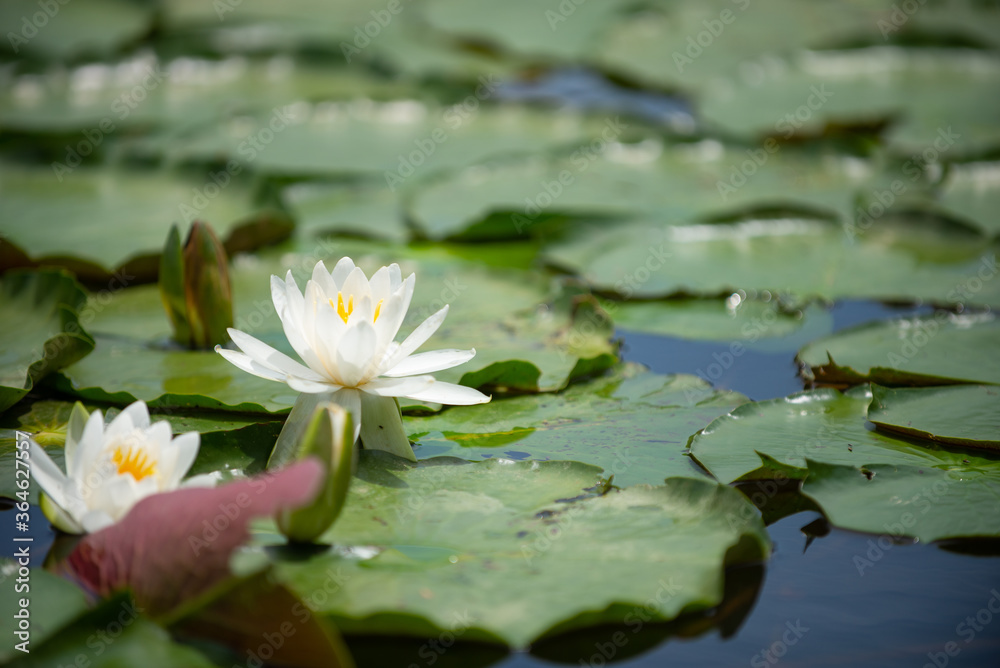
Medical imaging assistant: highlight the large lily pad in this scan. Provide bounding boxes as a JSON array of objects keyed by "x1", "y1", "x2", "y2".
[
  {"x1": 605, "y1": 299, "x2": 835, "y2": 350},
  {"x1": 281, "y1": 180, "x2": 409, "y2": 243},
  {"x1": 5, "y1": 594, "x2": 216, "y2": 668},
  {"x1": 157, "y1": 103, "x2": 609, "y2": 181},
  {"x1": 409, "y1": 143, "x2": 868, "y2": 239},
  {"x1": 53, "y1": 239, "x2": 616, "y2": 413},
  {"x1": 688, "y1": 384, "x2": 1000, "y2": 539},
  {"x1": 595, "y1": 0, "x2": 891, "y2": 90},
  {"x1": 0, "y1": 55, "x2": 416, "y2": 137},
  {"x1": 687, "y1": 385, "x2": 989, "y2": 484},
  {"x1": 935, "y1": 161, "x2": 1000, "y2": 239},
  {"x1": 258, "y1": 452, "x2": 769, "y2": 648},
  {"x1": 801, "y1": 460, "x2": 1000, "y2": 542},
  {"x1": 868, "y1": 384, "x2": 1000, "y2": 449},
  {"x1": 0, "y1": 270, "x2": 94, "y2": 413},
  {"x1": 0, "y1": 566, "x2": 87, "y2": 665},
  {"x1": 544, "y1": 216, "x2": 1000, "y2": 307},
  {"x1": 0, "y1": 0, "x2": 154, "y2": 61},
  {"x1": 408, "y1": 364, "x2": 747, "y2": 485},
  {"x1": 799, "y1": 312, "x2": 1000, "y2": 387},
  {"x1": 696, "y1": 49, "x2": 1000, "y2": 154},
  {"x1": 0, "y1": 162, "x2": 287, "y2": 281},
  {"x1": 421, "y1": 0, "x2": 630, "y2": 61}
]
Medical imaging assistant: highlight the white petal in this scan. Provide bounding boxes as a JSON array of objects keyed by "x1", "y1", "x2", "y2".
[
  {"x1": 271, "y1": 273, "x2": 290, "y2": 315},
  {"x1": 288, "y1": 376, "x2": 342, "y2": 393},
  {"x1": 311, "y1": 291, "x2": 348, "y2": 379},
  {"x1": 228, "y1": 328, "x2": 327, "y2": 382},
  {"x1": 111, "y1": 474, "x2": 144, "y2": 511},
  {"x1": 388, "y1": 264, "x2": 403, "y2": 291},
  {"x1": 330, "y1": 257, "x2": 356, "y2": 287},
  {"x1": 361, "y1": 375, "x2": 435, "y2": 397},
  {"x1": 63, "y1": 402, "x2": 90, "y2": 477},
  {"x1": 273, "y1": 274, "x2": 325, "y2": 374},
  {"x1": 403, "y1": 380, "x2": 491, "y2": 406},
  {"x1": 281, "y1": 270, "x2": 307, "y2": 332},
  {"x1": 341, "y1": 266, "x2": 373, "y2": 304},
  {"x1": 311, "y1": 260, "x2": 340, "y2": 300},
  {"x1": 383, "y1": 348, "x2": 476, "y2": 377},
  {"x1": 331, "y1": 387, "x2": 362, "y2": 444},
  {"x1": 73, "y1": 409, "x2": 107, "y2": 480},
  {"x1": 180, "y1": 473, "x2": 218, "y2": 488},
  {"x1": 29, "y1": 441, "x2": 71, "y2": 511},
  {"x1": 372, "y1": 276, "x2": 414, "y2": 359},
  {"x1": 80, "y1": 510, "x2": 116, "y2": 533},
  {"x1": 368, "y1": 265, "x2": 390, "y2": 301},
  {"x1": 388, "y1": 304, "x2": 449, "y2": 369},
  {"x1": 335, "y1": 321, "x2": 378, "y2": 386},
  {"x1": 165, "y1": 432, "x2": 200, "y2": 488},
  {"x1": 216, "y1": 347, "x2": 287, "y2": 383},
  {"x1": 145, "y1": 420, "x2": 172, "y2": 452},
  {"x1": 105, "y1": 401, "x2": 145, "y2": 441},
  {"x1": 304, "y1": 281, "x2": 346, "y2": 379}
]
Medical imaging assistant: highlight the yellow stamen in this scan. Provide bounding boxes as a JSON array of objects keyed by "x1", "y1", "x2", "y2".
[
  {"x1": 331, "y1": 292, "x2": 354, "y2": 324},
  {"x1": 113, "y1": 445, "x2": 157, "y2": 482},
  {"x1": 374, "y1": 299, "x2": 383, "y2": 322}
]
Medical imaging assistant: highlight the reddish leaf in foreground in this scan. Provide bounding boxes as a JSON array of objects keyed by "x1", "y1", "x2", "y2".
[{"x1": 65, "y1": 460, "x2": 323, "y2": 616}]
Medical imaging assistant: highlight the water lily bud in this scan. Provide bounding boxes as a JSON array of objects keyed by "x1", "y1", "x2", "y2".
[
  {"x1": 277, "y1": 402, "x2": 355, "y2": 543},
  {"x1": 159, "y1": 222, "x2": 233, "y2": 349}
]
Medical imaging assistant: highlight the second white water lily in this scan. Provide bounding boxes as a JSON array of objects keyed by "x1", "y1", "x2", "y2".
[
  {"x1": 30, "y1": 401, "x2": 208, "y2": 534},
  {"x1": 217, "y1": 257, "x2": 490, "y2": 462}
]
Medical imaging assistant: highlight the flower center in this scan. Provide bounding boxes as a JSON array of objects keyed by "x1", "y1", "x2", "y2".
[
  {"x1": 334, "y1": 292, "x2": 354, "y2": 324},
  {"x1": 329, "y1": 292, "x2": 384, "y2": 324},
  {"x1": 112, "y1": 444, "x2": 157, "y2": 482}
]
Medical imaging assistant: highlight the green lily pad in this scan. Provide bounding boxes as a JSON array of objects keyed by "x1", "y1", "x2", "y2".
[
  {"x1": 408, "y1": 364, "x2": 747, "y2": 485},
  {"x1": 257, "y1": 452, "x2": 769, "y2": 648},
  {"x1": 0, "y1": 162, "x2": 289, "y2": 282},
  {"x1": 0, "y1": 0, "x2": 154, "y2": 61},
  {"x1": 936, "y1": 161, "x2": 1000, "y2": 239},
  {"x1": 696, "y1": 49, "x2": 1000, "y2": 154},
  {"x1": 868, "y1": 384, "x2": 1000, "y2": 450},
  {"x1": 798, "y1": 312, "x2": 1000, "y2": 387},
  {"x1": 544, "y1": 215, "x2": 1000, "y2": 307},
  {"x1": 409, "y1": 143, "x2": 868, "y2": 239},
  {"x1": 0, "y1": 55, "x2": 416, "y2": 137},
  {"x1": 52, "y1": 238, "x2": 616, "y2": 413},
  {"x1": 421, "y1": 0, "x2": 630, "y2": 61},
  {"x1": 158, "y1": 103, "x2": 609, "y2": 181},
  {"x1": 0, "y1": 398, "x2": 282, "y2": 501},
  {"x1": 801, "y1": 460, "x2": 1000, "y2": 542},
  {"x1": 0, "y1": 566, "x2": 88, "y2": 665},
  {"x1": 595, "y1": 0, "x2": 891, "y2": 90},
  {"x1": 0, "y1": 270, "x2": 94, "y2": 413},
  {"x1": 5, "y1": 593, "x2": 216, "y2": 668},
  {"x1": 357, "y1": 12, "x2": 523, "y2": 80},
  {"x1": 687, "y1": 385, "x2": 991, "y2": 484},
  {"x1": 282, "y1": 180, "x2": 409, "y2": 243},
  {"x1": 604, "y1": 299, "x2": 836, "y2": 351},
  {"x1": 163, "y1": 0, "x2": 408, "y2": 48}
]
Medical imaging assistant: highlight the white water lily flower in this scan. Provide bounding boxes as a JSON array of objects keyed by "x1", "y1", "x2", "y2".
[
  {"x1": 216, "y1": 257, "x2": 490, "y2": 462},
  {"x1": 30, "y1": 401, "x2": 209, "y2": 534}
]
